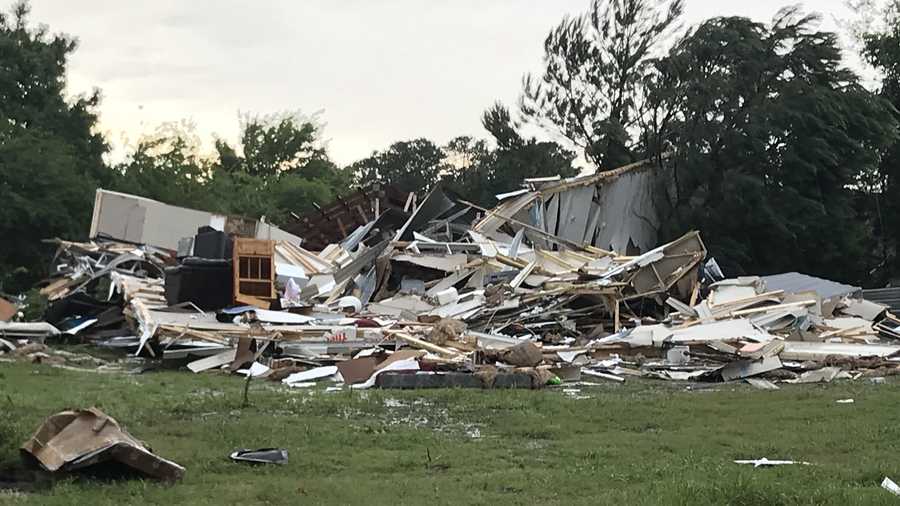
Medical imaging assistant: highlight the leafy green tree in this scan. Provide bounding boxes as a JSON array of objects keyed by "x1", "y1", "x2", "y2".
[
  {"x1": 855, "y1": 0, "x2": 900, "y2": 283},
  {"x1": 209, "y1": 111, "x2": 349, "y2": 222},
  {"x1": 648, "y1": 9, "x2": 898, "y2": 283},
  {"x1": 0, "y1": 1, "x2": 109, "y2": 291},
  {"x1": 351, "y1": 138, "x2": 448, "y2": 193},
  {"x1": 219, "y1": 112, "x2": 325, "y2": 176},
  {"x1": 113, "y1": 122, "x2": 213, "y2": 208},
  {"x1": 112, "y1": 112, "x2": 350, "y2": 227},
  {"x1": 267, "y1": 174, "x2": 337, "y2": 224},
  {"x1": 521, "y1": 0, "x2": 683, "y2": 170},
  {"x1": 447, "y1": 103, "x2": 578, "y2": 207}
]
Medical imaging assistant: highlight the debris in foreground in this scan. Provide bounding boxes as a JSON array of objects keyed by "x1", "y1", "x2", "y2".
[
  {"x1": 883, "y1": 477, "x2": 900, "y2": 496},
  {"x1": 21, "y1": 408, "x2": 184, "y2": 481},
  {"x1": 733, "y1": 458, "x2": 811, "y2": 467},
  {"x1": 229, "y1": 449, "x2": 289, "y2": 465}
]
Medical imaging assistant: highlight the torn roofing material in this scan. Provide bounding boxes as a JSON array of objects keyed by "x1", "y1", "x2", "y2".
[
  {"x1": 862, "y1": 287, "x2": 900, "y2": 314},
  {"x1": 21, "y1": 408, "x2": 185, "y2": 481},
  {"x1": 515, "y1": 156, "x2": 666, "y2": 253},
  {"x1": 282, "y1": 182, "x2": 411, "y2": 251},
  {"x1": 394, "y1": 185, "x2": 457, "y2": 241},
  {"x1": 762, "y1": 272, "x2": 861, "y2": 301}
]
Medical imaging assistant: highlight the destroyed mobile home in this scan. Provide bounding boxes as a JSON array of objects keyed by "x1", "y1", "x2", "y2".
[{"x1": 4, "y1": 162, "x2": 900, "y2": 394}]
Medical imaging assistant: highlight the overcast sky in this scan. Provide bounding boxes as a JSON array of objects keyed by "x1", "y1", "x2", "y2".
[{"x1": 29, "y1": 0, "x2": 854, "y2": 165}]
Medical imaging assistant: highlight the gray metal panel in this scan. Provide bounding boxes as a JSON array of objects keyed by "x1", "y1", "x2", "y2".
[
  {"x1": 555, "y1": 191, "x2": 572, "y2": 238},
  {"x1": 526, "y1": 198, "x2": 549, "y2": 249},
  {"x1": 762, "y1": 272, "x2": 861, "y2": 300},
  {"x1": 96, "y1": 192, "x2": 145, "y2": 242},
  {"x1": 583, "y1": 201, "x2": 603, "y2": 244},
  {"x1": 544, "y1": 194, "x2": 560, "y2": 236},
  {"x1": 556, "y1": 186, "x2": 594, "y2": 245},
  {"x1": 593, "y1": 167, "x2": 658, "y2": 253},
  {"x1": 862, "y1": 287, "x2": 900, "y2": 313}
]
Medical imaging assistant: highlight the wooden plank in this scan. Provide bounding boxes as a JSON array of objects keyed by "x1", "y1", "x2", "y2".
[
  {"x1": 728, "y1": 300, "x2": 815, "y2": 318},
  {"x1": 708, "y1": 290, "x2": 785, "y2": 310},
  {"x1": 689, "y1": 281, "x2": 700, "y2": 307},
  {"x1": 614, "y1": 299, "x2": 621, "y2": 332},
  {"x1": 389, "y1": 331, "x2": 463, "y2": 358}
]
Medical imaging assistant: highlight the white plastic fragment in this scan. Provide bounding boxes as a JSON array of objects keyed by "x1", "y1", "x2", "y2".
[
  {"x1": 333, "y1": 296, "x2": 362, "y2": 313},
  {"x1": 582, "y1": 369, "x2": 625, "y2": 382},
  {"x1": 286, "y1": 382, "x2": 317, "y2": 389},
  {"x1": 433, "y1": 287, "x2": 459, "y2": 306},
  {"x1": 354, "y1": 348, "x2": 380, "y2": 358},
  {"x1": 282, "y1": 366, "x2": 338, "y2": 385},
  {"x1": 882, "y1": 477, "x2": 900, "y2": 496},
  {"x1": 351, "y1": 357, "x2": 420, "y2": 390},
  {"x1": 733, "y1": 458, "x2": 810, "y2": 467},
  {"x1": 236, "y1": 362, "x2": 271, "y2": 377}
]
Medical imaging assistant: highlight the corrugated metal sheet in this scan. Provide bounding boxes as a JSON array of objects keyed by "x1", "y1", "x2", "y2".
[
  {"x1": 862, "y1": 287, "x2": 900, "y2": 313},
  {"x1": 761, "y1": 272, "x2": 861, "y2": 300}
]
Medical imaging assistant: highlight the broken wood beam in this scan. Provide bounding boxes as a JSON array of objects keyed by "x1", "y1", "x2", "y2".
[
  {"x1": 459, "y1": 199, "x2": 607, "y2": 255},
  {"x1": 388, "y1": 331, "x2": 463, "y2": 358}
]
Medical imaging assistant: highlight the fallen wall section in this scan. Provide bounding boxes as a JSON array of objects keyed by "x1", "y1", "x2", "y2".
[{"x1": 89, "y1": 189, "x2": 302, "y2": 251}]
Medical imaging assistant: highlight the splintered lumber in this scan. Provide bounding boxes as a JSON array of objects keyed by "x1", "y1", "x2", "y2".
[
  {"x1": 158, "y1": 325, "x2": 232, "y2": 346},
  {"x1": 728, "y1": 300, "x2": 815, "y2": 318},
  {"x1": 459, "y1": 199, "x2": 604, "y2": 254},
  {"x1": 40, "y1": 278, "x2": 73, "y2": 298},
  {"x1": 818, "y1": 325, "x2": 871, "y2": 339},
  {"x1": 388, "y1": 331, "x2": 463, "y2": 358}
]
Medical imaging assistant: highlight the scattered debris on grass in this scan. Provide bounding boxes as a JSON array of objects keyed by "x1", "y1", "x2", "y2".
[
  {"x1": 883, "y1": 477, "x2": 900, "y2": 496},
  {"x1": 229, "y1": 449, "x2": 288, "y2": 465},
  {"x1": 21, "y1": 408, "x2": 184, "y2": 481},
  {"x1": 733, "y1": 458, "x2": 811, "y2": 468}
]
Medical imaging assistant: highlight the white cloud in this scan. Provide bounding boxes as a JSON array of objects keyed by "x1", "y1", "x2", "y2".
[{"x1": 28, "y1": 0, "x2": 853, "y2": 165}]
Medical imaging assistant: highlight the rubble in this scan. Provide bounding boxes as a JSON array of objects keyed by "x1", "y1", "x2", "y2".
[
  {"x1": 21, "y1": 408, "x2": 184, "y2": 481},
  {"x1": 9, "y1": 166, "x2": 900, "y2": 391}
]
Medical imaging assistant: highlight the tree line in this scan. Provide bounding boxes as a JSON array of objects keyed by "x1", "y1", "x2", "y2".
[{"x1": 2, "y1": 0, "x2": 900, "y2": 293}]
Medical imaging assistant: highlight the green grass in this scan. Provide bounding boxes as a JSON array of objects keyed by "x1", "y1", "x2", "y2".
[{"x1": 0, "y1": 361, "x2": 899, "y2": 505}]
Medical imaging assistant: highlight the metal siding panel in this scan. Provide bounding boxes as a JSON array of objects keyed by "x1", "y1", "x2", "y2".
[{"x1": 557, "y1": 186, "x2": 593, "y2": 244}]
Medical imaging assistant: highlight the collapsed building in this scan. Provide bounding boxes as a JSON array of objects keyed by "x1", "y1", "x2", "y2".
[{"x1": 2, "y1": 159, "x2": 899, "y2": 390}]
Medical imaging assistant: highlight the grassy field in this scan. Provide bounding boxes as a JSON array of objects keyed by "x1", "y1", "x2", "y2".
[{"x1": 1, "y1": 360, "x2": 899, "y2": 505}]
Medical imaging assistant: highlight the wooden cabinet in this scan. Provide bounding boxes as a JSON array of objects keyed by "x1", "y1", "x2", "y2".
[{"x1": 233, "y1": 238, "x2": 275, "y2": 308}]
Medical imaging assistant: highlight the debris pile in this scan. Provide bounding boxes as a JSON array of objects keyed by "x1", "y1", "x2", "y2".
[{"x1": 9, "y1": 168, "x2": 900, "y2": 388}]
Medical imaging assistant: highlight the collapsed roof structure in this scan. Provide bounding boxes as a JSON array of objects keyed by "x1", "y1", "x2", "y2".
[
  {"x1": 3, "y1": 159, "x2": 898, "y2": 390},
  {"x1": 470, "y1": 158, "x2": 661, "y2": 254}
]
